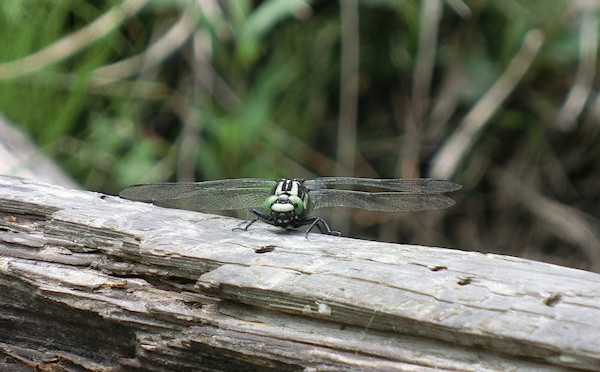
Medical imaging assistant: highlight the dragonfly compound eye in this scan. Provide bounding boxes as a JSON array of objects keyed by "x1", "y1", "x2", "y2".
[
  {"x1": 289, "y1": 195, "x2": 304, "y2": 214},
  {"x1": 264, "y1": 195, "x2": 279, "y2": 212}
]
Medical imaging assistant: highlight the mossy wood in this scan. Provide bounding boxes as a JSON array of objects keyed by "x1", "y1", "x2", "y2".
[{"x1": 0, "y1": 176, "x2": 598, "y2": 371}]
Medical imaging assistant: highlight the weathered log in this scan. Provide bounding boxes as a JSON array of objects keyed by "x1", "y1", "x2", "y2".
[
  {"x1": 0, "y1": 114, "x2": 78, "y2": 189},
  {"x1": 0, "y1": 175, "x2": 599, "y2": 371}
]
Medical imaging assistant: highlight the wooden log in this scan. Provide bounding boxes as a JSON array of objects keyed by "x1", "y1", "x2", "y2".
[
  {"x1": 0, "y1": 175, "x2": 599, "y2": 371},
  {"x1": 0, "y1": 114, "x2": 78, "y2": 189}
]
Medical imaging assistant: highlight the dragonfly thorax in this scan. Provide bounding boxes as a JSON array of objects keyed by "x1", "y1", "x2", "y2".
[{"x1": 263, "y1": 179, "x2": 310, "y2": 226}]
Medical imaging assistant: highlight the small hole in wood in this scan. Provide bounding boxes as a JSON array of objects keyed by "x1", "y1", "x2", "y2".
[
  {"x1": 429, "y1": 265, "x2": 447, "y2": 272},
  {"x1": 544, "y1": 293, "x2": 562, "y2": 307},
  {"x1": 255, "y1": 245, "x2": 276, "y2": 253},
  {"x1": 457, "y1": 277, "x2": 472, "y2": 286}
]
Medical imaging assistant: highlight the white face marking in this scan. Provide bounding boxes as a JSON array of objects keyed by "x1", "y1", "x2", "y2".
[
  {"x1": 289, "y1": 181, "x2": 299, "y2": 196},
  {"x1": 275, "y1": 181, "x2": 284, "y2": 195},
  {"x1": 271, "y1": 203, "x2": 294, "y2": 213},
  {"x1": 274, "y1": 180, "x2": 301, "y2": 196}
]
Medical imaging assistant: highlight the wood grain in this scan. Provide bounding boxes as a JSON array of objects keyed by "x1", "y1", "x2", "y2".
[{"x1": 0, "y1": 175, "x2": 598, "y2": 371}]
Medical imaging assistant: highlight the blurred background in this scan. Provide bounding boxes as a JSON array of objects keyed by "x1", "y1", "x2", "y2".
[{"x1": 0, "y1": 0, "x2": 599, "y2": 271}]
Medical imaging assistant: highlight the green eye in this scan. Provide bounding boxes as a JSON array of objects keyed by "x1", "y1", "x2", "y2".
[
  {"x1": 289, "y1": 196, "x2": 304, "y2": 214},
  {"x1": 264, "y1": 195, "x2": 278, "y2": 212}
]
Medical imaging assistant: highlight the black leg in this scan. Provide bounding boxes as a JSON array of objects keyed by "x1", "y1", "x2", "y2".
[
  {"x1": 298, "y1": 216, "x2": 341, "y2": 238},
  {"x1": 232, "y1": 209, "x2": 268, "y2": 232}
]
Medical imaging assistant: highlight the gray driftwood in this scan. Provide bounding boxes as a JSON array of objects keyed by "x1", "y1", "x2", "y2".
[
  {"x1": 0, "y1": 175, "x2": 599, "y2": 371},
  {"x1": 0, "y1": 114, "x2": 78, "y2": 189}
]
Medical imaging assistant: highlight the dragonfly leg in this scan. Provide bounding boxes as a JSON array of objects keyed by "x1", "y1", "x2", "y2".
[
  {"x1": 298, "y1": 216, "x2": 341, "y2": 238},
  {"x1": 232, "y1": 208, "x2": 267, "y2": 232}
]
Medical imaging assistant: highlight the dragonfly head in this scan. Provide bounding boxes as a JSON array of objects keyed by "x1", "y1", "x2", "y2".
[{"x1": 264, "y1": 179, "x2": 309, "y2": 225}]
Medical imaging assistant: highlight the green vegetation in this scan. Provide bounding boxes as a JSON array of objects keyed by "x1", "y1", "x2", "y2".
[{"x1": 0, "y1": 0, "x2": 599, "y2": 270}]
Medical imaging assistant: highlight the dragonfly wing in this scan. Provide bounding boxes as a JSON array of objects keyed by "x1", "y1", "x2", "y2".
[
  {"x1": 148, "y1": 188, "x2": 270, "y2": 211},
  {"x1": 187, "y1": 178, "x2": 276, "y2": 189},
  {"x1": 120, "y1": 178, "x2": 274, "y2": 199},
  {"x1": 305, "y1": 177, "x2": 461, "y2": 193},
  {"x1": 310, "y1": 189, "x2": 456, "y2": 212},
  {"x1": 119, "y1": 179, "x2": 274, "y2": 211}
]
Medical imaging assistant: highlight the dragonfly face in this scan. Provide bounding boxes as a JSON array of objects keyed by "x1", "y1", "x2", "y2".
[
  {"x1": 119, "y1": 177, "x2": 461, "y2": 237},
  {"x1": 263, "y1": 179, "x2": 311, "y2": 227}
]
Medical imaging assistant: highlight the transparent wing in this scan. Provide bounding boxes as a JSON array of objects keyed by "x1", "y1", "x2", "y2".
[
  {"x1": 119, "y1": 178, "x2": 274, "y2": 211},
  {"x1": 305, "y1": 177, "x2": 461, "y2": 193},
  {"x1": 310, "y1": 189, "x2": 456, "y2": 212}
]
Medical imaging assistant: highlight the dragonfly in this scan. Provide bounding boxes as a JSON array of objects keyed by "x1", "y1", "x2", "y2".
[{"x1": 119, "y1": 177, "x2": 461, "y2": 237}]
